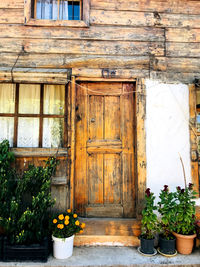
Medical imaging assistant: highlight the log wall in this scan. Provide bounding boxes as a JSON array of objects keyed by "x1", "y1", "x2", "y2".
[{"x1": 0, "y1": 0, "x2": 199, "y2": 83}]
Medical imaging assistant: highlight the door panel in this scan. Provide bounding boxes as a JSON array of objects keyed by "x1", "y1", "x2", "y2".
[{"x1": 75, "y1": 82, "x2": 135, "y2": 218}]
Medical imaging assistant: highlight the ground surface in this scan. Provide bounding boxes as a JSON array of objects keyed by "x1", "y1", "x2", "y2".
[{"x1": 0, "y1": 247, "x2": 200, "y2": 267}]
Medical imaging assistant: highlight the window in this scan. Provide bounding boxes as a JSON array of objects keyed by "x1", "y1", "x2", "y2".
[
  {"x1": 0, "y1": 83, "x2": 67, "y2": 148},
  {"x1": 24, "y1": 0, "x2": 90, "y2": 27},
  {"x1": 32, "y1": 0, "x2": 81, "y2": 20}
]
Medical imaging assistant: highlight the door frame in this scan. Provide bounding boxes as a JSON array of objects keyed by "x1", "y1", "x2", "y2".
[{"x1": 69, "y1": 76, "x2": 146, "y2": 219}]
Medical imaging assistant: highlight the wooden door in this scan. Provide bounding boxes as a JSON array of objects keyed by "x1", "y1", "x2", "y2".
[{"x1": 75, "y1": 82, "x2": 135, "y2": 218}]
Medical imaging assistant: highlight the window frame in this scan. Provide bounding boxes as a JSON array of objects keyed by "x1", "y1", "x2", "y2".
[
  {"x1": 24, "y1": 0, "x2": 90, "y2": 27},
  {"x1": 0, "y1": 83, "x2": 68, "y2": 148}
]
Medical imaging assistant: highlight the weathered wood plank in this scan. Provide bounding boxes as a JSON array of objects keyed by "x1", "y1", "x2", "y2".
[
  {"x1": 136, "y1": 79, "x2": 146, "y2": 218},
  {"x1": 74, "y1": 235, "x2": 140, "y2": 246},
  {"x1": 0, "y1": 25, "x2": 165, "y2": 42},
  {"x1": 121, "y1": 83, "x2": 135, "y2": 217},
  {"x1": 88, "y1": 154, "x2": 104, "y2": 204},
  {"x1": 166, "y1": 42, "x2": 200, "y2": 57},
  {"x1": 189, "y1": 84, "x2": 199, "y2": 196},
  {"x1": 151, "y1": 57, "x2": 200, "y2": 73},
  {"x1": 0, "y1": 38, "x2": 164, "y2": 56},
  {"x1": 0, "y1": 9, "x2": 24, "y2": 24},
  {"x1": 150, "y1": 71, "x2": 200, "y2": 84},
  {"x1": 166, "y1": 28, "x2": 200, "y2": 43},
  {"x1": 0, "y1": 53, "x2": 149, "y2": 69},
  {"x1": 86, "y1": 205, "x2": 123, "y2": 218},
  {"x1": 76, "y1": 218, "x2": 141, "y2": 236},
  {"x1": 73, "y1": 68, "x2": 149, "y2": 79},
  {"x1": 0, "y1": 68, "x2": 71, "y2": 84},
  {"x1": 90, "y1": 9, "x2": 200, "y2": 28},
  {"x1": 0, "y1": 0, "x2": 24, "y2": 9},
  {"x1": 91, "y1": 0, "x2": 200, "y2": 15}
]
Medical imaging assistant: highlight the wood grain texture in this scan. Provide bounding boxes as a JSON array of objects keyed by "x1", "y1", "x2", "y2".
[
  {"x1": 0, "y1": 38, "x2": 164, "y2": 56},
  {"x1": 0, "y1": 25, "x2": 165, "y2": 42},
  {"x1": 166, "y1": 42, "x2": 200, "y2": 57},
  {"x1": 136, "y1": 79, "x2": 146, "y2": 218},
  {"x1": 90, "y1": 9, "x2": 200, "y2": 28},
  {"x1": 0, "y1": 9, "x2": 24, "y2": 24},
  {"x1": 189, "y1": 84, "x2": 199, "y2": 196},
  {"x1": 166, "y1": 28, "x2": 200, "y2": 43},
  {"x1": 91, "y1": 0, "x2": 200, "y2": 15},
  {"x1": 0, "y1": 0, "x2": 24, "y2": 9},
  {"x1": 75, "y1": 82, "x2": 135, "y2": 218}
]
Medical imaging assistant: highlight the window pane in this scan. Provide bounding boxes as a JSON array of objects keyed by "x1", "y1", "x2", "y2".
[
  {"x1": 0, "y1": 84, "x2": 15, "y2": 113},
  {"x1": 17, "y1": 118, "x2": 39, "y2": 147},
  {"x1": 43, "y1": 118, "x2": 64, "y2": 147},
  {"x1": 19, "y1": 84, "x2": 40, "y2": 114},
  {"x1": 0, "y1": 117, "x2": 14, "y2": 146},
  {"x1": 44, "y1": 85, "x2": 65, "y2": 115},
  {"x1": 73, "y1": 1, "x2": 80, "y2": 20},
  {"x1": 59, "y1": 0, "x2": 68, "y2": 20},
  {"x1": 37, "y1": 0, "x2": 58, "y2": 20}
]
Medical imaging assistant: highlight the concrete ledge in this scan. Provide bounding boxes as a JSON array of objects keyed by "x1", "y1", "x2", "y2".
[{"x1": 0, "y1": 247, "x2": 200, "y2": 267}]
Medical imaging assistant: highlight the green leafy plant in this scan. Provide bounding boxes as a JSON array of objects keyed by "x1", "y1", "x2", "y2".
[
  {"x1": 0, "y1": 139, "x2": 59, "y2": 245},
  {"x1": 158, "y1": 185, "x2": 176, "y2": 240},
  {"x1": 141, "y1": 188, "x2": 158, "y2": 240},
  {"x1": 172, "y1": 183, "x2": 196, "y2": 235},
  {"x1": 51, "y1": 209, "x2": 85, "y2": 238},
  {"x1": 0, "y1": 140, "x2": 17, "y2": 230}
]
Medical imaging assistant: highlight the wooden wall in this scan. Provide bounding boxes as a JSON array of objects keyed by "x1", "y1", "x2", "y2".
[{"x1": 0, "y1": 0, "x2": 200, "y2": 83}]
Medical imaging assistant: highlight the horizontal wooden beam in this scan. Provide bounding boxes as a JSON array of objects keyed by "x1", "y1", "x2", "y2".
[
  {"x1": 0, "y1": 53, "x2": 150, "y2": 69},
  {"x1": 91, "y1": 0, "x2": 200, "y2": 15},
  {"x1": 90, "y1": 9, "x2": 200, "y2": 28},
  {"x1": 166, "y1": 42, "x2": 200, "y2": 57},
  {"x1": 0, "y1": 8, "x2": 24, "y2": 24},
  {"x1": 0, "y1": 68, "x2": 71, "y2": 84},
  {"x1": 0, "y1": 0, "x2": 24, "y2": 9},
  {"x1": 0, "y1": 38, "x2": 164, "y2": 56},
  {"x1": 150, "y1": 71, "x2": 200, "y2": 84},
  {"x1": 151, "y1": 57, "x2": 200, "y2": 73},
  {"x1": 0, "y1": 25, "x2": 165, "y2": 42},
  {"x1": 166, "y1": 28, "x2": 200, "y2": 43}
]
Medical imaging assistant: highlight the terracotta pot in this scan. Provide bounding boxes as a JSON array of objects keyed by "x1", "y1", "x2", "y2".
[{"x1": 173, "y1": 232, "x2": 196, "y2": 255}]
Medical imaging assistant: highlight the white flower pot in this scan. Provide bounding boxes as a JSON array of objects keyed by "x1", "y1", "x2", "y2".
[{"x1": 52, "y1": 235, "x2": 74, "y2": 259}]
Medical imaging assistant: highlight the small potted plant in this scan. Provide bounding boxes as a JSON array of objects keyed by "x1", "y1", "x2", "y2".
[
  {"x1": 172, "y1": 183, "x2": 197, "y2": 255},
  {"x1": 51, "y1": 210, "x2": 85, "y2": 259},
  {"x1": 158, "y1": 185, "x2": 176, "y2": 256},
  {"x1": 139, "y1": 188, "x2": 158, "y2": 255}
]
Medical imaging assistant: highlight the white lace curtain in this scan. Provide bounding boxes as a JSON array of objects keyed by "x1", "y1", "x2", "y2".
[
  {"x1": 36, "y1": 0, "x2": 69, "y2": 20},
  {"x1": 0, "y1": 84, "x2": 65, "y2": 148}
]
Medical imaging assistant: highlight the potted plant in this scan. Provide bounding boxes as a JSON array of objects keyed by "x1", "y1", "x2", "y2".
[
  {"x1": 158, "y1": 185, "x2": 176, "y2": 256},
  {"x1": 172, "y1": 183, "x2": 197, "y2": 255},
  {"x1": 139, "y1": 188, "x2": 158, "y2": 255},
  {"x1": 51, "y1": 210, "x2": 85, "y2": 259},
  {"x1": 0, "y1": 140, "x2": 58, "y2": 261}
]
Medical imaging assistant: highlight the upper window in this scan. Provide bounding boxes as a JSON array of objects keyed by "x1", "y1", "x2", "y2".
[
  {"x1": 32, "y1": 0, "x2": 81, "y2": 20},
  {"x1": 24, "y1": 0, "x2": 90, "y2": 27},
  {"x1": 0, "y1": 83, "x2": 67, "y2": 148}
]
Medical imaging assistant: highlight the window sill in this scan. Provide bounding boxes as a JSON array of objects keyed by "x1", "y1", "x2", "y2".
[
  {"x1": 11, "y1": 147, "x2": 68, "y2": 157},
  {"x1": 25, "y1": 18, "x2": 89, "y2": 27}
]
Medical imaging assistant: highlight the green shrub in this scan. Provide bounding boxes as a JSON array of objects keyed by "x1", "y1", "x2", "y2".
[{"x1": 0, "y1": 140, "x2": 58, "y2": 245}]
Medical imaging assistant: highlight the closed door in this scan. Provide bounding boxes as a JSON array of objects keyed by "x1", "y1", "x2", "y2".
[{"x1": 75, "y1": 82, "x2": 135, "y2": 218}]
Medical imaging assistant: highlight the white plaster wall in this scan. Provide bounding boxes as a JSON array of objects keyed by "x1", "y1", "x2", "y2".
[{"x1": 145, "y1": 79, "x2": 192, "y2": 201}]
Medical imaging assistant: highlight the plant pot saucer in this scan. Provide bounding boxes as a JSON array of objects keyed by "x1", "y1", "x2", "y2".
[
  {"x1": 157, "y1": 247, "x2": 177, "y2": 257},
  {"x1": 137, "y1": 247, "x2": 157, "y2": 257}
]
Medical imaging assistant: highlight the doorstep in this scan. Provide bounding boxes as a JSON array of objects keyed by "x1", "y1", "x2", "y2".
[{"x1": 0, "y1": 246, "x2": 200, "y2": 267}]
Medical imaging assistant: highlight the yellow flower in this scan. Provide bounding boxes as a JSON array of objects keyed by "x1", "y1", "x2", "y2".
[
  {"x1": 65, "y1": 215, "x2": 69, "y2": 220},
  {"x1": 53, "y1": 219, "x2": 57, "y2": 224},
  {"x1": 67, "y1": 209, "x2": 71, "y2": 213},
  {"x1": 75, "y1": 220, "x2": 80, "y2": 226},
  {"x1": 64, "y1": 220, "x2": 69, "y2": 225},
  {"x1": 81, "y1": 223, "x2": 86, "y2": 228},
  {"x1": 73, "y1": 214, "x2": 78, "y2": 218},
  {"x1": 80, "y1": 230, "x2": 83, "y2": 234},
  {"x1": 60, "y1": 224, "x2": 64, "y2": 229},
  {"x1": 57, "y1": 224, "x2": 60, "y2": 229},
  {"x1": 58, "y1": 214, "x2": 64, "y2": 220}
]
